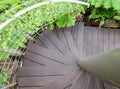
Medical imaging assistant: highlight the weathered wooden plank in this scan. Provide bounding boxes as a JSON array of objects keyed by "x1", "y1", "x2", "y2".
[
  {"x1": 84, "y1": 73, "x2": 91, "y2": 89},
  {"x1": 26, "y1": 43, "x2": 74, "y2": 65},
  {"x1": 77, "y1": 22, "x2": 84, "y2": 57},
  {"x1": 103, "y1": 28, "x2": 109, "y2": 52},
  {"x1": 63, "y1": 27, "x2": 78, "y2": 57},
  {"x1": 64, "y1": 86, "x2": 72, "y2": 89},
  {"x1": 19, "y1": 87, "x2": 41, "y2": 89},
  {"x1": 20, "y1": 86, "x2": 71, "y2": 89},
  {"x1": 18, "y1": 76, "x2": 59, "y2": 87},
  {"x1": 18, "y1": 23, "x2": 120, "y2": 89},
  {"x1": 43, "y1": 30, "x2": 72, "y2": 56},
  {"x1": 70, "y1": 71, "x2": 88, "y2": 89},
  {"x1": 24, "y1": 51, "x2": 67, "y2": 66},
  {"x1": 115, "y1": 29, "x2": 120, "y2": 48},
  {"x1": 88, "y1": 75, "x2": 96, "y2": 89},
  {"x1": 53, "y1": 27, "x2": 59, "y2": 37},
  {"x1": 94, "y1": 79, "x2": 102, "y2": 89},
  {"x1": 109, "y1": 29, "x2": 115, "y2": 50},
  {"x1": 39, "y1": 70, "x2": 80, "y2": 89},
  {"x1": 71, "y1": 23, "x2": 78, "y2": 46},
  {"x1": 83, "y1": 26, "x2": 88, "y2": 57},
  {"x1": 24, "y1": 56, "x2": 66, "y2": 67},
  {"x1": 23, "y1": 59, "x2": 45, "y2": 67},
  {"x1": 99, "y1": 81, "x2": 105, "y2": 89},
  {"x1": 92, "y1": 27, "x2": 99, "y2": 55},
  {"x1": 98, "y1": 28, "x2": 104, "y2": 53},
  {"x1": 104, "y1": 83, "x2": 118, "y2": 89},
  {"x1": 38, "y1": 32, "x2": 64, "y2": 55},
  {"x1": 44, "y1": 29, "x2": 76, "y2": 62},
  {"x1": 56, "y1": 28, "x2": 70, "y2": 49},
  {"x1": 17, "y1": 65, "x2": 78, "y2": 77},
  {"x1": 85, "y1": 27, "x2": 93, "y2": 56},
  {"x1": 35, "y1": 39, "x2": 47, "y2": 48}
]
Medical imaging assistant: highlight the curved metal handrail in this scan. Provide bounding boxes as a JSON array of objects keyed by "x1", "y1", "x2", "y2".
[
  {"x1": 0, "y1": 1, "x2": 89, "y2": 88},
  {"x1": 0, "y1": 0, "x2": 89, "y2": 30}
]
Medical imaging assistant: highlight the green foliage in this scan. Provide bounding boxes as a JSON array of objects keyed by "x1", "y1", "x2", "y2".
[
  {"x1": 56, "y1": 13, "x2": 76, "y2": 28},
  {"x1": 114, "y1": 11, "x2": 120, "y2": 20},
  {"x1": 112, "y1": 0, "x2": 120, "y2": 10},
  {"x1": 0, "y1": 1, "x2": 85, "y2": 60},
  {"x1": 85, "y1": 0, "x2": 120, "y2": 10},
  {"x1": 0, "y1": 68, "x2": 10, "y2": 87},
  {"x1": 114, "y1": 16, "x2": 120, "y2": 20},
  {"x1": 0, "y1": 0, "x2": 21, "y2": 11},
  {"x1": 85, "y1": 0, "x2": 120, "y2": 27}
]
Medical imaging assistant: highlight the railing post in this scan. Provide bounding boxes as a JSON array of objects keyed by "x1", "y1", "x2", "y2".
[{"x1": 78, "y1": 48, "x2": 120, "y2": 88}]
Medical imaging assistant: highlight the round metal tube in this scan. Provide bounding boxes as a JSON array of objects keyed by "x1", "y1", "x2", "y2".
[
  {"x1": 78, "y1": 48, "x2": 120, "y2": 88},
  {"x1": 0, "y1": 0, "x2": 89, "y2": 30}
]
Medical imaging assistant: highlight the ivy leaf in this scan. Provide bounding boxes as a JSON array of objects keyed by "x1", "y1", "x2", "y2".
[
  {"x1": 112, "y1": 0, "x2": 120, "y2": 10},
  {"x1": 56, "y1": 15, "x2": 68, "y2": 28},
  {"x1": 48, "y1": 24, "x2": 54, "y2": 30},
  {"x1": 67, "y1": 14, "x2": 76, "y2": 27},
  {"x1": 114, "y1": 16, "x2": 120, "y2": 20},
  {"x1": 103, "y1": 0, "x2": 111, "y2": 9},
  {"x1": 95, "y1": 0, "x2": 103, "y2": 8}
]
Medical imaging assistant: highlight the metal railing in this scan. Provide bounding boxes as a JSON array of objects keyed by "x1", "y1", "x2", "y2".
[{"x1": 0, "y1": 0, "x2": 89, "y2": 88}]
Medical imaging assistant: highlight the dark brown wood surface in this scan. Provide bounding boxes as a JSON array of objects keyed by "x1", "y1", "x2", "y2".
[{"x1": 17, "y1": 22, "x2": 120, "y2": 89}]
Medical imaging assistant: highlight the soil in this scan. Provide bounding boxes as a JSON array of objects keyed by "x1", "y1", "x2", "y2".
[{"x1": 77, "y1": 12, "x2": 120, "y2": 29}]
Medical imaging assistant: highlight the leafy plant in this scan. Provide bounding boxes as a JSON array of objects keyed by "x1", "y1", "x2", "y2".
[
  {"x1": 0, "y1": 68, "x2": 10, "y2": 88},
  {"x1": 0, "y1": 1, "x2": 86, "y2": 60},
  {"x1": 56, "y1": 13, "x2": 76, "y2": 28},
  {"x1": 85, "y1": 0, "x2": 120, "y2": 27},
  {"x1": 114, "y1": 11, "x2": 120, "y2": 21}
]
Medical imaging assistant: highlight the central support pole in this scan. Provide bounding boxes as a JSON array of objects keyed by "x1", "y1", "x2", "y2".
[{"x1": 78, "y1": 48, "x2": 120, "y2": 88}]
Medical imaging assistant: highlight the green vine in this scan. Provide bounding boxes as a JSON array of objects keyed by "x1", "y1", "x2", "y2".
[
  {"x1": 0, "y1": 68, "x2": 10, "y2": 87},
  {"x1": 85, "y1": 0, "x2": 120, "y2": 27},
  {"x1": 0, "y1": 1, "x2": 85, "y2": 60}
]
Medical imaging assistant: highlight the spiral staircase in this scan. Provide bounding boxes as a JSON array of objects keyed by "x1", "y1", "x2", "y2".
[
  {"x1": 1, "y1": 1, "x2": 120, "y2": 89},
  {"x1": 17, "y1": 22, "x2": 120, "y2": 89}
]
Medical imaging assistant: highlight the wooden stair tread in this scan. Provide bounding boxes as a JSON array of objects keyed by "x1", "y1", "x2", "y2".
[
  {"x1": 18, "y1": 76, "x2": 59, "y2": 87},
  {"x1": 17, "y1": 66, "x2": 78, "y2": 77},
  {"x1": 70, "y1": 71, "x2": 89, "y2": 89},
  {"x1": 104, "y1": 83, "x2": 118, "y2": 89},
  {"x1": 37, "y1": 70, "x2": 80, "y2": 89},
  {"x1": 26, "y1": 43, "x2": 75, "y2": 65},
  {"x1": 17, "y1": 22, "x2": 120, "y2": 89}
]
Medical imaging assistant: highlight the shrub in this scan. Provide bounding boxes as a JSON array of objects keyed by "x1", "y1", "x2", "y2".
[
  {"x1": 85, "y1": 0, "x2": 120, "y2": 27},
  {"x1": 0, "y1": 68, "x2": 10, "y2": 87},
  {"x1": 0, "y1": 0, "x2": 86, "y2": 60}
]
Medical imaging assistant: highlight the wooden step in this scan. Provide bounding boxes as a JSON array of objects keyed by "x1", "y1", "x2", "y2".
[
  {"x1": 104, "y1": 83, "x2": 119, "y2": 89},
  {"x1": 18, "y1": 76, "x2": 59, "y2": 87},
  {"x1": 37, "y1": 30, "x2": 74, "y2": 57},
  {"x1": 17, "y1": 65, "x2": 78, "y2": 77},
  {"x1": 37, "y1": 69, "x2": 80, "y2": 89},
  {"x1": 18, "y1": 69, "x2": 80, "y2": 88},
  {"x1": 24, "y1": 49, "x2": 76, "y2": 67},
  {"x1": 17, "y1": 22, "x2": 120, "y2": 89},
  {"x1": 70, "y1": 71, "x2": 89, "y2": 89},
  {"x1": 26, "y1": 43, "x2": 76, "y2": 65},
  {"x1": 87, "y1": 74, "x2": 97, "y2": 89}
]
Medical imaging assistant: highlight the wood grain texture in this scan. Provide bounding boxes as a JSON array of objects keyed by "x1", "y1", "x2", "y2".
[{"x1": 17, "y1": 22, "x2": 120, "y2": 89}]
